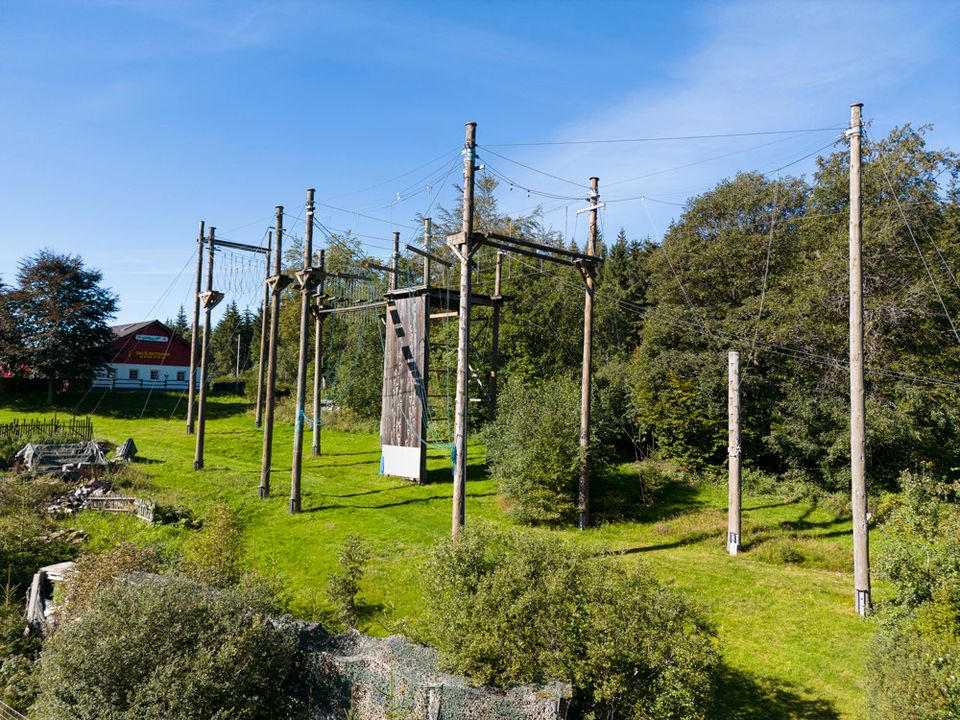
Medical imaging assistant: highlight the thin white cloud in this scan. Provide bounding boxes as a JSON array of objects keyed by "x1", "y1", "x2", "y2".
[{"x1": 492, "y1": 0, "x2": 959, "y2": 241}]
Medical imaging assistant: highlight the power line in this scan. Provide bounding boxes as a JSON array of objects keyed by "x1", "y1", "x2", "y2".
[
  {"x1": 478, "y1": 146, "x2": 590, "y2": 189},
  {"x1": 482, "y1": 127, "x2": 846, "y2": 148}
]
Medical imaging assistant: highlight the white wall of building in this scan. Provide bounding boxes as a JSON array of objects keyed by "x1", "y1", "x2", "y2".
[{"x1": 92, "y1": 363, "x2": 198, "y2": 390}]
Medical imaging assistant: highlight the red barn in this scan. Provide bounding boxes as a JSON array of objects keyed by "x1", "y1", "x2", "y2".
[{"x1": 92, "y1": 320, "x2": 196, "y2": 390}]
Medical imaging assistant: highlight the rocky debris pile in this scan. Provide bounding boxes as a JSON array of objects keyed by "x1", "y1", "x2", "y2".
[
  {"x1": 295, "y1": 625, "x2": 570, "y2": 720},
  {"x1": 46, "y1": 478, "x2": 115, "y2": 517}
]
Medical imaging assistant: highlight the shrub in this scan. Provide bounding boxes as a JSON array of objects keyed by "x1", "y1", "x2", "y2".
[
  {"x1": 32, "y1": 574, "x2": 302, "y2": 720},
  {"x1": 60, "y1": 542, "x2": 160, "y2": 621},
  {"x1": 326, "y1": 534, "x2": 369, "y2": 628},
  {"x1": 489, "y1": 376, "x2": 612, "y2": 525},
  {"x1": 179, "y1": 506, "x2": 245, "y2": 588},
  {"x1": 867, "y1": 470, "x2": 960, "y2": 718},
  {"x1": 867, "y1": 588, "x2": 960, "y2": 719},
  {"x1": 876, "y1": 470, "x2": 960, "y2": 609},
  {"x1": 0, "y1": 477, "x2": 74, "y2": 592},
  {"x1": 422, "y1": 525, "x2": 720, "y2": 719}
]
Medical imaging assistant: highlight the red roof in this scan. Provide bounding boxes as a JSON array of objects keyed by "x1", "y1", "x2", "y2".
[{"x1": 106, "y1": 320, "x2": 192, "y2": 367}]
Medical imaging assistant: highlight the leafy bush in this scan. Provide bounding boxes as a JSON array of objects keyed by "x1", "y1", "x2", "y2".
[
  {"x1": 423, "y1": 525, "x2": 720, "y2": 719},
  {"x1": 867, "y1": 588, "x2": 960, "y2": 719},
  {"x1": 60, "y1": 542, "x2": 160, "y2": 621},
  {"x1": 876, "y1": 470, "x2": 960, "y2": 609},
  {"x1": 0, "y1": 575, "x2": 41, "y2": 712},
  {"x1": 179, "y1": 506, "x2": 246, "y2": 588},
  {"x1": 326, "y1": 534, "x2": 369, "y2": 628},
  {"x1": 32, "y1": 574, "x2": 303, "y2": 720},
  {"x1": 489, "y1": 376, "x2": 616, "y2": 525},
  {"x1": 867, "y1": 470, "x2": 960, "y2": 718},
  {"x1": 0, "y1": 477, "x2": 74, "y2": 592}
]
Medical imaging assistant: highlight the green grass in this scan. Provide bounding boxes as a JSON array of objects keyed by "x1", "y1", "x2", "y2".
[{"x1": 0, "y1": 390, "x2": 878, "y2": 718}]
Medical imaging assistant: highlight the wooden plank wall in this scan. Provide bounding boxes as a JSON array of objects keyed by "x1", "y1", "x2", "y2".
[{"x1": 380, "y1": 296, "x2": 429, "y2": 482}]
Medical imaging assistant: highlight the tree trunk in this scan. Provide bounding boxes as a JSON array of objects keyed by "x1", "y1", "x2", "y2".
[{"x1": 47, "y1": 376, "x2": 54, "y2": 405}]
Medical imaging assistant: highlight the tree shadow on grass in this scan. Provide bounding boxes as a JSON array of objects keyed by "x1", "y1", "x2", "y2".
[
  {"x1": 423, "y1": 458, "x2": 487, "y2": 485},
  {"x1": 712, "y1": 666, "x2": 841, "y2": 719},
  {"x1": 592, "y1": 466, "x2": 707, "y2": 524},
  {"x1": 40, "y1": 390, "x2": 251, "y2": 421}
]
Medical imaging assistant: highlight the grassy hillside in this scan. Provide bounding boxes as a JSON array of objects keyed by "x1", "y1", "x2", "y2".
[{"x1": 0, "y1": 390, "x2": 878, "y2": 719}]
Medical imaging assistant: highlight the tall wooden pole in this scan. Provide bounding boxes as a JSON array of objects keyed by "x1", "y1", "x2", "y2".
[
  {"x1": 391, "y1": 231, "x2": 401, "y2": 291},
  {"x1": 489, "y1": 250, "x2": 503, "y2": 423},
  {"x1": 254, "y1": 231, "x2": 272, "y2": 428},
  {"x1": 290, "y1": 190, "x2": 315, "y2": 514},
  {"x1": 259, "y1": 206, "x2": 284, "y2": 500},
  {"x1": 727, "y1": 349, "x2": 741, "y2": 555},
  {"x1": 186, "y1": 220, "x2": 205, "y2": 434},
  {"x1": 312, "y1": 249, "x2": 325, "y2": 457},
  {"x1": 194, "y1": 227, "x2": 216, "y2": 471},
  {"x1": 578, "y1": 177, "x2": 599, "y2": 530},
  {"x1": 423, "y1": 218, "x2": 432, "y2": 286},
  {"x1": 452, "y1": 121, "x2": 476, "y2": 539},
  {"x1": 849, "y1": 102, "x2": 871, "y2": 616}
]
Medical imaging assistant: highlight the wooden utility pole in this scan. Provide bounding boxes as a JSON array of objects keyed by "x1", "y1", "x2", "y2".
[
  {"x1": 186, "y1": 220, "x2": 205, "y2": 434},
  {"x1": 577, "y1": 177, "x2": 599, "y2": 530},
  {"x1": 391, "y1": 231, "x2": 401, "y2": 291},
  {"x1": 489, "y1": 250, "x2": 503, "y2": 423},
  {"x1": 290, "y1": 190, "x2": 315, "y2": 514},
  {"x1": 194, "y1": 227, "x2": 218, "y2": 471},
  {"x1": 254, "y1": 231, "x2": 272, "y2": 428},
  {"x1": 727, "y1": 349, "x2": 741, "y2": 555},
  {"x1": 312, "y1": 249, "x2": 325, "y2": 457},
  {"x1": 451, "y1": 121, "x2": 477, "y2": 538},
  {"x1": 259, "y1": 206, "x2": 284, "y2": 500},
  {"x1": 849, "y1": 102, "x2": 871, "y2": 616},
  {"x1": 423, "y1": 218, "x2": 432, "y2": 285}
]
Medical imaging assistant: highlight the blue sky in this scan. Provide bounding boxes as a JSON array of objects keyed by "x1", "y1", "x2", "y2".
[{"x1": 2, "y1": 0, "x2": 958, "y2": 324}]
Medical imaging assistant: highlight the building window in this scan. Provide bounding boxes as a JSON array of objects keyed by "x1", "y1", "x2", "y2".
[
  {"x1": 150, "y1": 370, "x2": 159, "y2": 380},
  {"x1": 129, "y1": 369, "x2": 139, "y2": 380},
  {"x1": 176, "y1": 371, "x2": 186, "y2": 382}
]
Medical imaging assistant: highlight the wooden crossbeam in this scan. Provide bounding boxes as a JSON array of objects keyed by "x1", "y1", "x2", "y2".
[
  {"x1": 405, "y1": 243, "x2": 453, "y2": 268},
  {"x1": 213, "y1": 239, "x2": 270, "y2": 255},
  {"x1": 485, "y1": 232, "x2": 600, "y2": 264},
  {"x1": 314, "y1": 301, "x2": 388, "y2": 316},
  {"x1": 479, "y1": 237, "x2": 576, "y2": 267}
]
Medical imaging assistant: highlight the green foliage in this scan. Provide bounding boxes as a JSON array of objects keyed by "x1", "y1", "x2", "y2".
[
  {"x1": 488, "y1": 375, "x2": 583, "y2": 524},
  {"x1": 1, "y1": 250, "x2": 118, "y2": 400},
  {"x1": 60, "y1": 542, "x2": 160, "y2": 621},
  {"x1": 326, "y1": 535, "x2": 369, "y2": 628},
  {"x1": 179, "y1": 505, "x2": 246, "y2": 589},
  {"x1": 876, "y1": 470, "x2": 960, "y2": 609},
  {"x1": 627, "y1": 127, "x2": 960, "y2": 486},
  {"x1": 0, "y1": 477, "x2": 74, "y2": 593},
  {"x1": 32, "y1": 574, "x2": 302, "y2": 720},
  {"x1": 210, "y1": 301, "x2": 256, "y2": 380},
  {"x1": 867, "y1": 588, "x2": 960, "y2": 719},
  {"x1": 0, "y1": 570, "x2": 41, "y2": 712},
  {"x1": 423, "y1": 525, "x2": 720, "y2": 720},
  {"x1": 168, "y1": 305, "x2": 190, "y2": 342},
  {"x1": 868, "y1": 471, "x2": 960, "y2": 718}
]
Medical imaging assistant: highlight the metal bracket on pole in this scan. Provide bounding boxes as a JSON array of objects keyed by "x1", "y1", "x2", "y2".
[
  {"x1": 576, "y1": 202, "x2": 606, "y2": 215},
  {"x1": 266, "y1": 274, "x2": 293, "y2": 296},
  {"x1": 295, "y1": 267, "x2": 324, "y2": 290},
  {"x1": 199, "y1": 291, "x2": 224, "y2": 310}
]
